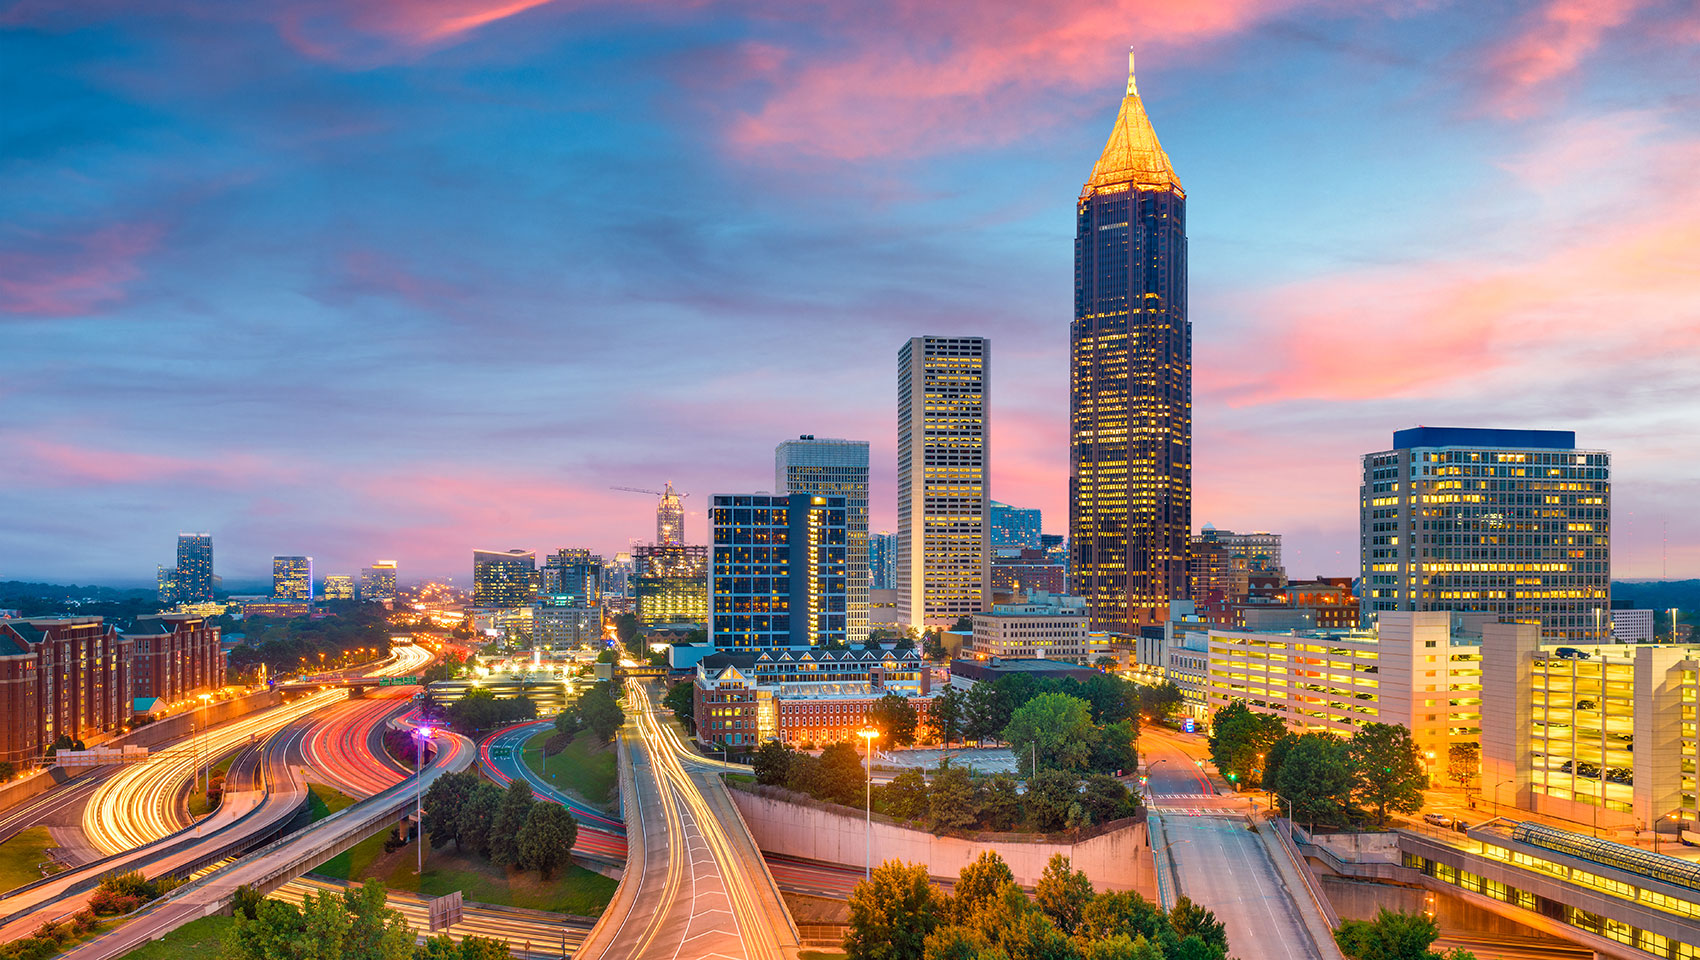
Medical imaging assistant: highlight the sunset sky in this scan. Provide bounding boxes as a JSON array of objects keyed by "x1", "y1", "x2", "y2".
[{"x1": 4, "y1": 0, "x2": 1697, "y2": 585}]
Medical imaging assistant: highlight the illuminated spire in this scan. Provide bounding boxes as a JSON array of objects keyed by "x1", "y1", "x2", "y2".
[{"x1": 1084, "y1": 50, "x2": 1182, "y2": 197}]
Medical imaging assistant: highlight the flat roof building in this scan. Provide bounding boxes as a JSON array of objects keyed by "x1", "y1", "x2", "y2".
[
  {"x1": 970, "y1": 592, "x2": 1091, "y2": 663},
  {"x1": 710, "y1": 493, "x2": 847, "y2": 650},
  {"x1": 776, "y1": 437, "x2": 870, "y2": 644},
  {"x1": 272, "y1": 555, "x2": 313, "y2": 601}
]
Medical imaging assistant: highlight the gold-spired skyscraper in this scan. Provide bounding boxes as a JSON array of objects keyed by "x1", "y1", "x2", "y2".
[{"x1": 1070, "y1": 53, "x2": 1191, "y2": 633}]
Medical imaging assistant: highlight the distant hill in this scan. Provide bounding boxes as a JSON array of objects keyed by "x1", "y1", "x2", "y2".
[
  {"x1": 1613, "y1": 580, "x2": 1700, "y2": 613},
  {"x1": 0, "y1": 581, "x2": 157, "y2": 603}
]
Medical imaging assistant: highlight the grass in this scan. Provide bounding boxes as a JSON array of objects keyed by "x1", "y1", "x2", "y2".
[
  {"x1": 306, "y1": 782, "x2": 359, "y2": 821},
  {"x1": 723, "y1": 772, "x2": 756, "y2": 785},
  {"x1": 800, "y1": 951, "x2": 849, "y2": 960},
  {"x1": 116, "y1": 914, "x2": 234, "y2": 960},
  {"x1": 186, "y1": 751, "x2": 243, "y2": 817},
  {"x1": 0, "y1": 826, "x2": 64, "y2": 892},
  {"x1": 319, "y1": 840, "x2": 615, "y2": 916},
  {"x1": 522, "y1": 730, "x2": 617, "y2": 811},
  {"x1": 312, "y1": 830, "x2": 387, "y2": 882}
]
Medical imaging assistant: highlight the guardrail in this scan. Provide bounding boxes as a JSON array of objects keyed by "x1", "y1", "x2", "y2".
[{"x1": 1271, "y1": 818, "x2": 1340, "y2": 928}]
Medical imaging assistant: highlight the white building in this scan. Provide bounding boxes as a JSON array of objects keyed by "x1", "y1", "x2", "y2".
[
  {"x1": 533, "y1": 605, "x2": 600, "y2": 649},
  {"x1": 970, "y1": 592, "x2": 1090, "y2": 662},
  {"x1": 776, "y1": 436, "x2": 871, "y2": 644},
  {"x1": 1610, "y1": 607, "x2": 1654, "y2": 643},
  {"x1": 897, "y1": 336, "x2": 990, "y2": 629}
]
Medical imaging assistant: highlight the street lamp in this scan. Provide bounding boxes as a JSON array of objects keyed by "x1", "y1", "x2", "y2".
[
  {"x1": 414, "y1": 726, "x2": 435, "y2": 876},
  {"x1": 858, "y1": 727, "x2": 879, "y2": 880},
  {"x1": 1493, "y1": 778, "x2": 1514, "y2": 816},
  {"x1": 196, "y1": 692, "x2": 213, "y2": 796},
  {"x1": 1654, "y1": 810, "x2": 1682, "y2": 854}
]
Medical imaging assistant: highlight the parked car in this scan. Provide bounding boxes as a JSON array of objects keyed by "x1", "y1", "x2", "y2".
[{"x1": 1423, "y1": 813, "x2": 1453, "y2": 827}]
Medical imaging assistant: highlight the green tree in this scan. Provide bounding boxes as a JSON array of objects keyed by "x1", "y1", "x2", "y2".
[
  {"x1": 753, "y1": 740, "x2": 795, "y2": 786},
  {"x1": 1447, "y1": 742, "x2": 1480, "y2": 792},
  {"x1": 577, "y1": 682, "x2": 625, "y2": 743},
  {"x1": 1003, "y1": 692, "x2": 1097, "y2": 772},
  {"x1": 844, "y1": 860, "x2": 944, "y2": 960},
  {"x1": 1276, "y1": 732, "x2": 1353, "y2": 828},
  {"x1": 1079, "y1": 889, "x2": 1164, "y2": 942},
  {"x1": 553, "y1": 703, "x2": 584, "y2": 740},
  {"x1": 869, "y1": 692, "x2": 920, "y2": 747},
  {"x1": 883, "y1": 768, "x2": 930, "y2": 821},
  {"x1": 1090, "y1": 719, "x2": 1139, "y2": 776},
  {"x1": 963, "y1": 681, "x2": 1012, "y2": 744},
  {"x1": 226, "y1": 881, "x2": 411, "y2": 960},
  {"x1": 1167, "y1": 896, "x2": 1228, "y2": 956},
  {"x1": 421, "y1": 770, "x2": 478, "y2": 851},
  {"x1": 1024, "y1": 769, "x2": 1081, "y2": 832},
  {"x1": 517, "y1": 802, "x2": 578, "y2": 880},
  {"x1": 416, "y1": 935, "x2": 511, "y2": 960},
  {"x1": 342, "y1": 881, "x2": 418, "y2": 960},
  {"x1": 1079, "y1": 774, "x2": 1136, "y2": 825},
  {"x1": 952, "y1": 850, "x2": 1014, "y2": 919},
  {"x1": 662, "y1": 681, "x2": 695, "y2": 730},
  {"x1": 1076, "y1": 673, "x2": 1134, "y2": 725},
  {"x1": 980, "y1": 774, "x2": 1021, "y2": 831},
  {"x1": 1334, "y1": 907, "x2": 1450, "y2": 960},
  {"x1": 927, "y1": 764, "x2": 980, "y2": 832},
  {"x1": 950, "y1": 616, "x2": 974, "y2": 632},
  {"x1": 1094, "y1": 655, "x2": 1118, "y2": 670},
  {"x1": 1207, "y1": 701, "x2": 1288, "y2": 785},
  {"x1": 1137, "y1": 682, "x2": 1184, "y2": 724},
  {"x1": 921, "y1": 926, "x2": 991, "y2": 960},
  {"x1": 490, "y1": 779, "x2": 536, "y2": 868},
  {"x1": 458, "y1": 781, "x2": 503, "y2": 860},
  {"x1": 921, "y1": 631, "x2": 947, "y2": 662},
  {"x1": 1035, "y1": 854, "x2": 1093, "y2": 935},
  {"x1": 1261, "y1": 733, "x2": 1297, "y2": 795},
  {"x1": 926, "y1": 686, "x2": 966, "y2": 748},
  {"x1": 819, "y1": 741, "x2": 870, "y2": 807},
  {"x1": 1347, "y1": 723, "x2": 1429, "y2": 825}
]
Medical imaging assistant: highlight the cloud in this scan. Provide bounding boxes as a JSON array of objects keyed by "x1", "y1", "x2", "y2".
[
  {"x1": 1479, "y1": 0, "x2": 1649, "y2": 116},
  {"x1": 2, "y1": 435, "x2": 276, "y2": 488},
  {"x1": 0, "y1": 223, "x2": 159, "y2": 318}
]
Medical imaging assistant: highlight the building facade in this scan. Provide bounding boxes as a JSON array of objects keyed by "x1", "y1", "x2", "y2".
[
  {"x1": 989, "y1": 501, "x2": 1042, "y2": 549},
  {"x1": 472, "y1": 549, "x2": 537, "y2": 608},
  {"x1": 175, "y1": 533, "x2": 215, "y2": 602},
  {"x1": 0, "y1": 618, "x2": 139, "y2": 766},
  {"x1": 776, "y1": 437, "x2": 870, "y2": 644},
  {"x1": 1610, "y1": 606, "x2": 1654, "y2": 643},
  {"x1": 897, "y1": 336, "x2": 990, "y2": 629},
  {"x1": 710, "y1": 493, "x2": 847, "y2": 650},
  {"x1": 969, "y1": 592, "x2": 1091, "y2": 662},
  {"x1": 1070, "y1": 55, "x2": 1191, "y2": 635},
  {"x1": 361, "y1": 561, "x2": 398, "y2": 601},
  {"x1": 990, "y1": 548, "x2": 1068, "y2": 601},
  {"x1": 533, "y1": 605, "x2": 601, "y2": 649},
  {"x1": 692, "y1": 646, "x2": 933, "y2": 749},
  {"x1": 633, "y1": 544, "x2": 709, "y2": 627},
  {"x1": 868, "y1": 532, "x2": 897, "y2": 591},
  {"x1": 1186, "y1": 535, "x2": 1248, "y2": 622},
  {"x1": 657, "y1": 482, "x2": 686, "y2": 545},
  {"x1": 123, "y1": 614, "x2": 224, "y2": 705},
  {"x1": 1361, "y1": 426, "x2": 1611, "y2": 644},
  {"x1": 272, "y1": 556, "x2": 313, "y2": 601},
  {"x1": 322, "y1": 575, "x2": 354, "y2": 601},
  {"x1": 540, "y1": 548, "x2": 601, "y2": 606}
]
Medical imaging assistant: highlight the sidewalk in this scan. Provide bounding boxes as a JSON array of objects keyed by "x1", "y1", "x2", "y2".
[{"x1": 1255, "y1": 819, "x2": 1347, "y2": 960}]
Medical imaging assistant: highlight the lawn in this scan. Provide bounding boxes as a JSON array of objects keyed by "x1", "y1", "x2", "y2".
[
  {"x1": 0, "y1": 826, "x2": 63, "y2": 892},
  {"x1": 319, "y1": 841, "x2": 616, "y2": 917},
  {"x1": 522, "y1": 730, "x2": 617, "y2": 811},
  {"x1": 306, "y1": 782, "x2": 359, "y2": 821},
  {"x1": 117, "y1": 914, "x2": 234, "y2": 960},
  {"x1": 187, "y1": 751, "x2": 244, "y2": 817},
  {"x1": 800, "y1": 951, "x2": 848, "y2": 960}
]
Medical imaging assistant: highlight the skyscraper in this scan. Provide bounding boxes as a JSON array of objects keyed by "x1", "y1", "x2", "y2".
[
  {"x1": 540, "y1": 548, "x2": 601, "y2": 606},
  {"x1": 776, "y1": 436, "x2": 870, "y2": 643},
  {"x1": 710, "y1": 493, "x2": 848, "y2": 649},
  {"x1": 472, "y1": 549, "x2": 537, "y2": 608},
  {"x1": 272, "y1": 556, "x2": 313, "y2": 601},
  {"x1": 897, "y1": 336, "x2": 990, "y2": 629},
  {"x1": 1070, "y1": 54, "x2": 1191, "y2": 634},
  {"x1": 988, "y1": 501, "x2": 1042, "y2": 549},
  {"x1": 175, "y1": 534, "x2": 215, "y2": 602},
  {"x1": 323, "y1": 575, "x2": 354, "y2": 601},
  {"x1": 633, "y1": 544, "x2": 709, "y2": 626},
  {"x1": 657, "y1": 482, "x2": 686, "y2": 545},
  {"x1": 1361, "y1": 426, "x2": 1611, "y2": 643},
  {"x1": 361, "y1": 561, "x2": 397, "y2": 601},
  {"x1": 868, "y1": 532, "x2": 897, "y2": 591}
]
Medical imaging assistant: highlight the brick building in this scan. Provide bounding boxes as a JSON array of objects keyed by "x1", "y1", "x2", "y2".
[
  {"x1": 693, "y1": 646, "x2": 934, "y2": 749},
  {"x1": 123, "y1": 614, "x2": 226, "y2": 705},
  {"x1": 0, "y1": 618, "x2": 133, "y2": 766}
]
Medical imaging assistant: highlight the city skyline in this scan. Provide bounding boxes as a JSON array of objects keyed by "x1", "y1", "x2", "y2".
[{"x1": 5, "y1": 4, "x2": 1699, "y2": 584}]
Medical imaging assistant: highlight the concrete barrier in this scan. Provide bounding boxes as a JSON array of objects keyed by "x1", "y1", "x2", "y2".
[
  {"x1": 108, "y1": 689, "x2": 284, "y2": 752},
  {"x1": 728, "y1": 785, "x2": 1152, "y2": 891},
  {"x1": 0, "y1": 767, "x2": 75, "y2": 816}
]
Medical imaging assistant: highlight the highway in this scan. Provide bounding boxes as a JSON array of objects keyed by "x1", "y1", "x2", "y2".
[
  {"x1": 571, "y1": 680, "x2": 798, "y2": 960},
  {"x1": 1142, "y1": 728, "x2": 1327, "y2": 960},
  {"x1": 480, "y1": 721, "x2": 630, "y2": 865}
]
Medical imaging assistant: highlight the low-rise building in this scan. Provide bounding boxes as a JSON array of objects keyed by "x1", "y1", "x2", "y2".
[
  {"x1": 0, "y1": 618, "x2": 136, "y2": 766},
  {"x1": 1609, "y1": 606, "x2": 1654, "y2": 643},
  {"x1": 969, "y1": 592, "x2": 1090, "y2": 661},
  {"x1": 692, "y1": 645, "x2": 934, "y2": 749},
  {"x1": 948, "y1": 656, "x2": 1099, "y2": 689},
  {"x1": 532, "y1": 604, "x2": 600, "y2": 648},
  {"x1": 322, "y1": 575, "x2": 355, "y2": 601},
  {"x1": 124, "y1": 614, "x2": 225, "y2": 706}
]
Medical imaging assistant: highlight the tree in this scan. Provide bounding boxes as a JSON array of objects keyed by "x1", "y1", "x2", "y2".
[
  {"x1": 1025, "y1": 769, "x2": 1080, "y2": 832},
  {"x1": 753, "y1": 740, "x2": 795, "y2": 786},
  {"x1": 921, "y1": 631, "x2": 947, "y2": 662},
  {"x1": 963, "y1": 681, "x2": 1012, "y2": 744},
  {"x1": 444, "y1": 687, "x2": 537, "y2": 733},
  {"x1": 1261, "y1": 733, "x2": 1297, "y2": 795},
  {"x1": 1094, "y1": 655, "x2": 1118, "y2": 670},
  {"x1": 950, "y1": 616, "x2": 974, "y2": 632},
  {"x1": 1334, "y1": 908, "x2": 1453, "y2": 960},
  {"x1": 844, "y1": 861, "x2": 944, "y2": 960},
  {"x1": 490, "y1": 780, "x2": 536, "y2": 868},
  {"x1": 421, "y1": 770, "x2": 478, "y2": 850},
  {"x1": 868, "y1": 693, "x2": 920, "y2": 747},
  {"x1": 226, "y1": 881, "x2": 411, "y2": 960},
  {"x1": 1003, "y1": 693, "x2": 1097, "y2": 772},
  {"x1": 819, "y1": 741, "x2": 869, "y2": 807},
  {"x1": 1035, "y1": 854, "x2": 1093, "y2": 935},
  {"x1": 926, "y1": 686, "x2": 965, "y2": 748},
  {"x1": 662, "y1": 681, "x2": 695, "y2": 730},
  {"x1": 921, "y1": 926, "x2": 991, "y2": 960},
  {"x1": 883, "y1": 769, "x2": 929, "y2": 822},
  {"x1": 952, "y1": 850, "x2": 1014, "y2": 918},
  {"x1": 1079, "y1": 774, "x2": 1136, "y2": 825},
  {"x1": 926, "y1": 765, "x2": 979, "y2": 832},
  {"x1": 1347, "y1": 723, "x2": 1429, "y2": 825},
  {"x1": 1078, "y1": 889, "x2": 1165, "y2": 943},
  {"x1": 553, "y1": 703, "x2": 585, "y2": 741},
  {"x1": 577, "y1": 683, "x2": 625, "y2": 743},
  {"x1": 979, "y1": 774, "x2": 1020, "y2": 831},
  {"x1": 1207, "y1": 701, "x2": 1288, "y2": 786},
  {"x1": 1167, "y1": 896, "x2": 1228, "y2": 956},
  {"x1": 1447, "y1": 743, "x2": 1480, "y2": 792},
  {"x1": 517, "y1": 802, "x2": 578, "y2": 880},
  {"x1": 458, "y1": 782, "x2": 503, "y2": 860},
  {"x1": 1275, "y1": 732, "x2": 1353, "y2": 828},
  {"x1": 1077, "y1": 673, "x2": 1134, "y2": 725},
  {"x1": 1090, "y1": 719, "x2": 1139, "y2": 776},
  {"x1": 1136, "y1": 682, "x2": 1184, "y2": 725},
  {"x1": 342, "y1": 881, "x2": 418, "y2": 960},
  {"x1": 417, "y1": 936, "x2": 511, "y2": 960}
]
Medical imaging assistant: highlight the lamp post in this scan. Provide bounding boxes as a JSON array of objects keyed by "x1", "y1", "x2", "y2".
[
  {"x1": 196, "y1": 691, "x2": 212, "y2": 796},
  {"x1": 858, "y1": 728, "x2": 879, "y2": 880},
  {"x1": 1654, "y1": 810, "x2": 1681, "y2": 854},
  {"x1": 1493, "y1": 778, "x2": 1514, "y2": 816},
  {"x1": 414, "y1": 726, "x2": 434, "y2": 876}
]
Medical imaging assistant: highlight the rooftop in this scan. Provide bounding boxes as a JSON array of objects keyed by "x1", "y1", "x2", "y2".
[
  {"x1": 1391, "y1": 426, "x2": 1577, "y2": 451},
  {"x1": 1082, "y1": 53, "x2": 1182, "y2": 198}
]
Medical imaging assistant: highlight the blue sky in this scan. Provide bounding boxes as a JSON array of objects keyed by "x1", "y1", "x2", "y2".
[{"x1": 3, "y1": 0, "x2": 1697, "y2": 584}]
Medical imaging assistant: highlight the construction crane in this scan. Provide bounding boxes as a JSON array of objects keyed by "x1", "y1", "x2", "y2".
[
  {"x1": 608, "y1": 485, "x2": 687, "y2": 499},
  {"x1": 611, "y1": 483, "x2": 689, "y2": 545}
]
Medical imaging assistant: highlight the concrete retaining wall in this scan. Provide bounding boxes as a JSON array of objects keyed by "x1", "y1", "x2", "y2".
[
  {"x1": 728, "y1": 788, "x2": 1153, "y2": 892},
  {"x1": 0, "y1": 767, "x2": 74, "y2": 816},
  {"x1": 109, "y1": 689, "x2": 285, "y2": 752}
]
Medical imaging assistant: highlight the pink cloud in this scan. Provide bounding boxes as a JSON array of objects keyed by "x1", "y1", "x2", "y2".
[
  {"x1": 1480, "y1": 0, "x2": 1648, "y2": 116},
  {"x1": 0, "y1": 224, "x2": 159, "y2": 317},
  {"x1": 6, "y1": 436, "x2": 275, "y2": 487}
]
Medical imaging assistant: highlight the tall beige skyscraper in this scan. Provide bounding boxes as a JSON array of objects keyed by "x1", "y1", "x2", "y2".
[{"x1": 897, "y1": 336, "x2": 990, "y2": 629}]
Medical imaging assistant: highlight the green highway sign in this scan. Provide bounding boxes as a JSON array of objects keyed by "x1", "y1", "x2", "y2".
[{"x1": 378, "y1": 676, "x2": 419, "y2": 686}]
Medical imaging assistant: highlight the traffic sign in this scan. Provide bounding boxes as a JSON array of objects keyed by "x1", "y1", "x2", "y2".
[{"x1": 378, "y1": 676, "x2": 419, "y2": 686}]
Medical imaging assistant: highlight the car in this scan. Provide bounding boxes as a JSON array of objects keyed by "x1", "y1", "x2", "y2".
[{"x1": 1423, "y1": 813, "x2": 1453, "y2": 827}]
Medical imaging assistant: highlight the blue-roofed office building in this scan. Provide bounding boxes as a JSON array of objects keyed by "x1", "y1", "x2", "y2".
[{"x1": 1361, "y1": 426, "x2": 1610, "y2": 643}]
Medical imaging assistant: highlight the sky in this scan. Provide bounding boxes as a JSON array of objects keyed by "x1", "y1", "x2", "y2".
[{"x1": 3, "y1": 0, "x2": 1698, "y2": 586}]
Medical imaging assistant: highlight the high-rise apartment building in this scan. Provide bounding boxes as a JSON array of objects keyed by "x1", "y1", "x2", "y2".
[
  {"x1": 156, "y1": 565, "x2": 179, "y2": 605},
  {"x1": 989, "y1": 501, "x2": 1042, "y2": 549},
  {"x1": 710, "y1": 493, "x2": 848, "y2": 650},
  {"x1": 540, "y1": 548, "x2": 601, "y2": 606},
  {"x1": 657, "y1": 482, "x2": 686, "y2": 545},
  {"x1": 868, "y1": 532, "x2": 897, "y2": 591},
  {"x1": 776, "y1": 436, "x2": 870, "y2": 644},
  {"x1": 1185, "y1": 537, "x2": 1248, "y2": 622},
  {"x1": 1361, "y1": 426, "x2": 1611, "y2": 643},
  {"x1": 175, "y1": 533, "x2": 215, "y2": 602},
  {"x1": 361, "y1": 561, "x2": 398, "y2": 601},
  {"x1": 472, "y1": 549, "x2": 537, "y2": 608},
  {"x1": 322, "y1": 575, "x2": 354, "y2": 601},
  {"x1": 897, "y1": 336, "x2": 990, "y2": 628},
  {"x1": 633, "y1": 544, "x2": 709, "y2": 627},
  {"x1": 1070, "y1": 54, "x2": 1191, "y2": 635},
  {"x1": 272, "y1": 556, "x2": 313, "y2": 601}
]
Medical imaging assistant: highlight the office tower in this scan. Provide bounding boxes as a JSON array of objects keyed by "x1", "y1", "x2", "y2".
[
  {"x1": 1186, "y1": 537, "x2": 1248, "y2": 623},
  {"x1": 540, "y1": 548, "x2": 601, "y2": 606},
  {"x1": 1070, "y1": 53, "x2": 1191, "y2": 635},
  {"x1": 1361, "y1": 426, "x2": 1611, "y2": 643},
  {"x1": 897, "y1": 336, "x2": 990, "y2": 629},
  {"x1": 633, "y1": 544, "x2": 709, "y2": 626},
  {"x1": 472, "y1": 549, "x2": 537, "y2": 608},
  {"x1": 156, "y1": 565, "x2": 179, "y2": 605},
  {"x1": 360, "y1": 561, "x2": 398, "y2": 601},
  {"x1": 988, "y1": 501, "x2": 1042, "y2": 549},
  {"x1": 175, "y1": 533, "x2": 215, "y2": 602},
  {"x1": 605, "y1": 552, "x2": 634, "y2": 598},
  {"x1": 776, "y1": 436, "x2": 870, "y2": 643},
  {"x1": 657, "y1": 482, "x2": 686, "y2": 545},
  {"x1": 322, "y1": 575, "x2": 354, "y2": 601},
  {"x1": 868, "y1": 532, "x2": 897, "y2": 591},
  {"x1": 1219, "y1": 530, "x2": 1282, "y2": 575},
  {"x1": 272, "y1": 556, "x2": 313, "y2": 601},
  {"x1": 710, "y1": 493, "x2": 848, "y2": 649}
]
